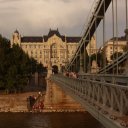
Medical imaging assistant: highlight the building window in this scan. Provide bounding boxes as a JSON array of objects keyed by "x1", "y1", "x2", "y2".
[
  {"x1": 52, "y1": 43, "x2": 57, "y2": 48},
  {"x1": 115, "y1": 47, "x2": 117, "y2": 51},
  {"x1": 45, "y1": 60, "x2": 48, "y2": 63},
  {"x1": 62, "y1": 60, "x2": 65, "y2": 63},
  {"x1": 54, "y1": 53, "x2": 57, "y2": 58}
]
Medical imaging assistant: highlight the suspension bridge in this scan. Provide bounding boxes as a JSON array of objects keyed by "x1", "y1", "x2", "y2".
[{"x1": 50, "y1": 0, "x2": 128, "y2": 128}]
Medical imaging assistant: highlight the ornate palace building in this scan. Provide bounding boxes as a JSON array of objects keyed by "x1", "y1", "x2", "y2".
[{"x1": 11, "y1": 29, "x2": 97, "y2": 70}]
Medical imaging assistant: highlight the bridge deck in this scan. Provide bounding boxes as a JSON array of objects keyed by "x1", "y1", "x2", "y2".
[{"x1": 51, "y1": 74, "x2": 128, "y2": 128}]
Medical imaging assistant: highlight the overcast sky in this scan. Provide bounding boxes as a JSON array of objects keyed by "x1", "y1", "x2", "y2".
[
  {"x1": 0, "y1": 0, "x2": 127, "y2": 45},
  {"x1": 0, "y1": 0, "x2": 96, "y2": 39}
]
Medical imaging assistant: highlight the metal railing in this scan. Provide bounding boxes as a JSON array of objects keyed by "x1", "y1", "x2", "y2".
[
  {"x1": 51, "y1": 74, "x2": 128, "y2": 115},
  {"x1": 78, "y1": 73, "x2": 128, "y2": 86}
]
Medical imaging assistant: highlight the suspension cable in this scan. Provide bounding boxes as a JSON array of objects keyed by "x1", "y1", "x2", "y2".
[
  {"x1": 84, "y1": 40, "x2": 86, "y2": 72},
  {"x1": 126, "y1": 0, "x2": 128, "y2": 30},
  {"x1": 95, "y1": 16, "x2": 98, "y2": 74},
  {"x1": 103, "y1": 0, "x2": 106, "y2": 74},
  {"x1": 112, "y1": 0, "x2": 115, "y2": 75},
  {"x1": 89, "y1": 28, "x2": 91, "y2": 73},
  {"x1": 80, "y1": 0, "x2": 97, "y2": 36},
  {"x1": 115, "y1": 0, "x2": 119, "y2": 75}
]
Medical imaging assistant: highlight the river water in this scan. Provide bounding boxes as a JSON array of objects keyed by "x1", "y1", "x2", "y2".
[
  {"x1": 0, "y1": 78, "x2": 104, "y2": 128},
  {"x1": 0, "y1": 112, "x2": 103, "y2": 128}
]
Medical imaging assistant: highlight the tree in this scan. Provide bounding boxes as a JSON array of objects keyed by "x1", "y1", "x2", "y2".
[{"x1": 0, "y1": 35, "x2": 44, "y2": 93}]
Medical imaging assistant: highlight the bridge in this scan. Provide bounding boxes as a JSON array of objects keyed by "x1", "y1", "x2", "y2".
[{"x1": 49, "y1": 0, "x2": 128, "y2": 128}]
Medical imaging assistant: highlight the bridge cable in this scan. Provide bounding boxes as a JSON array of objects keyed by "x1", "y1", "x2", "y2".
[
  {"x1": 103, "y1": 0, "x2": 106, "y2": 74},
  {"x1": 80, "y1": 0, "x2": 97, "y2": 36},
  {"x1": 115, "y1": 0, "x2": 119, "y2": 75},
  {"x1": 75, "y1": 55, "x2": 77, "y2": 72},
  {"x1": 95, "y1": 14, "x2": 98, "y2": 74},
  {"x1": 126, "y1": 0, "x2": 128, "y2": 54},
  {"x1": 78, "y1": 0, "x2": 98, "y2": 73},
  {"x1": 126, "y1": 0, "x2": 128, "y2": 30},
  {"x1": 112, "y1": 0, "x2": 115, "y2": 75},
  {"x1": 89, "y1": 27, "x2": 91, "y2": 73},
  {"x1": 84, "y1": 38, "x2": 85, "y2": 72},
  {"x1": 126, "y1": 0, "x2": 128, "y2": 52}
]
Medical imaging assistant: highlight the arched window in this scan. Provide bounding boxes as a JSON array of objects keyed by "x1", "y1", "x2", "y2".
[
  {"x1": 51, "y1": 43, "x2": 57, "y2": 58},
  {"x1": 51, "y1": 43, "x2": 57, "y2": 49}
]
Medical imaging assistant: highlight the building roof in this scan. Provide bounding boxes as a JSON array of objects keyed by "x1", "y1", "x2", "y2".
[
  {"x1": 109, "y1": 36, "x2": 126, "y2": 41},
  {"x1": 14, "y1": 29, "x2": 19, "y2": 34},
  {"x1": 43, "y1": 29, "x2": 66, "y2": 42},
  {"x1": 21, "y1": 29, "x2": 81, "y2": 43},
  {"x1": 21, "y1": 37, "x2": 43, "y2": 42},
  {"x1": 66, "y1": 37, "x2": 81, "y2": 43},
  {"x1": 48, "y1": 29, "x2": 61, "y2": 38}
]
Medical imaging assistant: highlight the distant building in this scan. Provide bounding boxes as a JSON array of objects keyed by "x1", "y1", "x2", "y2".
[
  {"x1": 102, "y1": 36, "x2": 127, "y2": 63},
  {"x1": 11, "y1": 29, "x2": 81, "y2": 70},
  {"x1": 11, "y1": 29, "x2": 97, "y2": 71}
]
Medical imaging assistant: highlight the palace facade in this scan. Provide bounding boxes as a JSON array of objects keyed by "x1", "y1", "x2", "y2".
[{"x1": 11, "y1": 29, "x2": 81, "y2": 70}]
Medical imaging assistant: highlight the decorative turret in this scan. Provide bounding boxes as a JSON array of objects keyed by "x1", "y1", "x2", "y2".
[{"x1": 11, "y1": 29, "x2": 21, "y2": 47}]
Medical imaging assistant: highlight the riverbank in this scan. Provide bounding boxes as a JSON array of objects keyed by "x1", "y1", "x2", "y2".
[
  {"x1": 0, "y1": 92, "x2": 85, "y2": 113},
  {"x1": 0, "y1": 92, "x2": 38, "y2": 112}
]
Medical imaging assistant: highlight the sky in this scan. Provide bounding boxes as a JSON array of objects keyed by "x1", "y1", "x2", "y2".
[
  {"x1": 0, "y1": 0, "x2": 96, "y2": 39},
  {"x1": 0, "y1": 0, "x2": 127, "y2": 47}
]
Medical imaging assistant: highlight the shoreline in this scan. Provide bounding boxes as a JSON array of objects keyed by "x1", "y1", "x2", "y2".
[
  {"x1": 0, "y1": 92, "x2": 86, "y2": 113},
  {"x1": 0, "y1": 109, "x2": 86, "y2": 113}
]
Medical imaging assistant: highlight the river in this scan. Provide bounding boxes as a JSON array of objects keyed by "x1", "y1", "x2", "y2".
[
  {"x1": 0, "y1": 77, "x2": 104, "y2": 128},
  {"x1": 0, "y1": 112, "x2": 104, "y2": 128}
]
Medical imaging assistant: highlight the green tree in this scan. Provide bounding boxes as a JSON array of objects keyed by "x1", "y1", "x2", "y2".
[{"x1": 0, "y1": 35, "x2": 44, "y2": 93}]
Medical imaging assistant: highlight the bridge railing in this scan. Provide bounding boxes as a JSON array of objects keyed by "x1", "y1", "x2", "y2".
[
  {"x1": 51, "y1": 74, "x2": 128, "y2": 116},
  {"x1": 78, "y1": 74, "x2": 128, "y2": 86}
]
